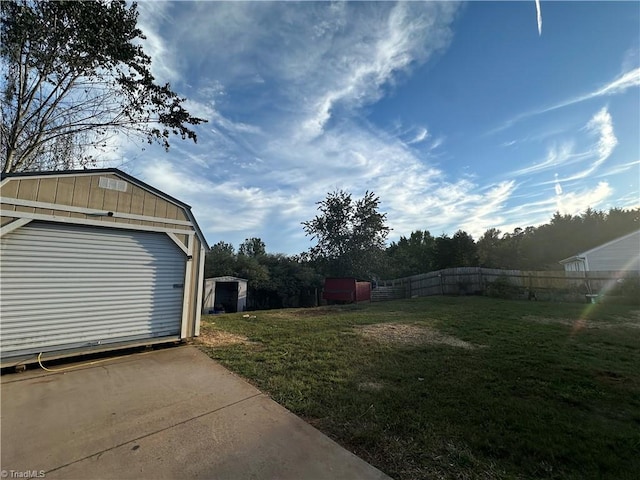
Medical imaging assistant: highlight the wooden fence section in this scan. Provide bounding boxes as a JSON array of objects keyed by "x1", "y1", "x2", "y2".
[
  {"x1": 371, "y1": 285, "x2": 406, "y2": 302},
  {"x1": 375, "y1": 268, "x2": 639, "y2": 301}
]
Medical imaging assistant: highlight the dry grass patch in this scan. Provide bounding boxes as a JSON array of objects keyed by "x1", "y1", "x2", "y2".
[
  {"x1": 196, "y1": 329, "x2": 252, "y2": 347},
  {"x1": 357, "y1": 323, "x2": 477, "y2": 349}
]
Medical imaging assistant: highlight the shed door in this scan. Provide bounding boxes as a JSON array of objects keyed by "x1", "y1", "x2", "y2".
[{"x1": 1, "y1": 222, "x2": 186, "y2": 360}]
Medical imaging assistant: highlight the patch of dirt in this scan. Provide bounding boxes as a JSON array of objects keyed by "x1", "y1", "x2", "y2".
[
  {"x1": 195, "y1": 329, "x2": 252, "y2": 347},
  {"x1": 357, "y1": 323, "x2": 477, "y2": 349},
  {"x1": 523, "y1": 315, "x2": 640, "y2": 330}
]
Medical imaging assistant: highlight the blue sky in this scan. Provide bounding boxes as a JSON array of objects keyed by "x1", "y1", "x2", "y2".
[{"x1": 110, "y1": 1, "x2": 639, "y2": 255}]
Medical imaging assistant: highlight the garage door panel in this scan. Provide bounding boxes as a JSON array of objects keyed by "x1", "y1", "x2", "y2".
[
  {"x1": 1, "y1": 222, "x2": 186, "y2": 359},
  {"x1": 2, "y1": 312, "x2": 181, "y2": 333},
  {"x1": 1, "y1": 300, "x2": 182, "y2": 321}
]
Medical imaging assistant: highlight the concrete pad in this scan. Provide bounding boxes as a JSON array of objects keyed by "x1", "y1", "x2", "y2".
[{"x1": 1, "y1": 346, "x2": 390, "y2": 480}]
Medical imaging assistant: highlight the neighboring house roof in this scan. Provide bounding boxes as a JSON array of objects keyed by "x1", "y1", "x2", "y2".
[
  {"x1": 559, "y1": 229, "x2": 640, "y2": 264},
  {"x1": 1, "y1": 168, "x2": 210, "y2": 250}
]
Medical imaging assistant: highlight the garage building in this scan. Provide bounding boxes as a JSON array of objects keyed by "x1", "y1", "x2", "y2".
[{"x1": 0, "y1": 169, "x2": 209, "y2": 367}]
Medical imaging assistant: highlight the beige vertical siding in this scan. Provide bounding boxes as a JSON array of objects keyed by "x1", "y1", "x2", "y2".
[{"x1": 1, "y1": 216, "x2": 17, "y2": 227}]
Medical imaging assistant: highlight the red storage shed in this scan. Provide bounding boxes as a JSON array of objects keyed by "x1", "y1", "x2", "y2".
[{"x1": 322, "y1": 278, "x2": 371, "y2": 303}]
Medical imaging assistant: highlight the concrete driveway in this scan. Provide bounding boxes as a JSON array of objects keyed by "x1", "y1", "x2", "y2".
[{"x1": 1, "y1": 346, "x2": 390, "y2": 480}]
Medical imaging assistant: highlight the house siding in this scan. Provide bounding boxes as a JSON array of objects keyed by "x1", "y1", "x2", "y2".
[{"x1": 585, "y1": 231, "x2": 640, "y2": 271}]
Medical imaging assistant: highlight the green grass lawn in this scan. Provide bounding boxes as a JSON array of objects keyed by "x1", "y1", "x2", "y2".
[{"x1": 198, "y1": 296, "x2": 640, "y2": 480}]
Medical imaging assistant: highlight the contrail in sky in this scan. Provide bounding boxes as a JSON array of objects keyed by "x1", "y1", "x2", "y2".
[{"x1": 535, "y1": 0, "x2": 542, "y2": 36}]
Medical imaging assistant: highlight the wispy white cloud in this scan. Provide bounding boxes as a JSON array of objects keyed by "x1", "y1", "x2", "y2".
[
  {"x1": 555, "y1": 181, "x2": 613, "y2": 215},
  {"x1": 136, "y1": 2, "x2": 179, "y2": 83},
  {"x1": 589, "y1": 68, "x2": 640, "y2": 98},
  {"x1": 512, "y1": 107, "x2": 617, "y2": 184},
  {"x1": 489, "y1": 67, "x2": 640, "y2": 134},
  {"x1": 429, "y1": 136, "x2": 445, "y2": 151},
  {"x1": 511, "y1": 142, "x2": 578, "y2": 176},
  {"x1": 484, "y1": 181, "x2": 615, "y2": 235},
  {"x1": 535, "y1": 0, "x2": 542, "y2": 36},
  {"x1": 551, "y1": 107, "x2": 617, "y2": 183},
  {"x1": 296, "y1": 2, "x2": 458, "y2": 139},
  {"x1": 595, "y1": 159, "x2": 640, "y2": 178},
  {"x1": 587, "y1": 107, "x2": 618, "y2": 162},
  {"x1": 408, "y1": 127, "x2": 429, "y2": 145},
  {"x1": 457, "y1": 181, "x2": 518, "y2": 238}
]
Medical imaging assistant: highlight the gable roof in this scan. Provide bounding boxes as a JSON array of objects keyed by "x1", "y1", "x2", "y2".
[
  {"x1": 559, "y1": 229, "x2": 640, "y2": 264},
  {"x1": 1, "y1": 168, "x2": 210, "y2": 250}
]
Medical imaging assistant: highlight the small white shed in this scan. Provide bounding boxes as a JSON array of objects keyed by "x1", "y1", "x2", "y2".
[
  {"x1": 202, "y1": 276, "x2": 248, "y2": 313},
  {"x1": 559, "y1": 230, "x2": 640, "y2": 272}
]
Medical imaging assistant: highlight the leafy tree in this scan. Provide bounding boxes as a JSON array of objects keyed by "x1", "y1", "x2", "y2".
[
  {"x1": 1, "y1": 0, "x2": 206, "y2": 172},
  {"x1": 250, "y1": 254, "x2": 323, "y2": 309},
  {"x1": 386, "y1": 230, "x2": 435, "y2": 277},
  {"x1": 238, "y1": 237, "x2": 266, "y2": 258},
  {"x1": 302, "y1": 190, "x2": 390, "y2": 279},
  {"x1": 204, "y1": 241, "x2": 236, "y2": 278},
  {"x1": 235, "y1": 254, "x2": 270, "y2": 290},
  {"x1": 451, "y1": 230, "x2": 478, "y2": 266},
  {"x1": 432, "y1": 234, "x2": 455, "y2": 270},
  {"x1": 477, "y1": 228, "x2": 502, "y2": 268}
]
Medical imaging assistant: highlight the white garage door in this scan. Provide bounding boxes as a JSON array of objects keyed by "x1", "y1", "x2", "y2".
[{"x1": 1, "y1": 222, "x2": 186, "y2": 361}]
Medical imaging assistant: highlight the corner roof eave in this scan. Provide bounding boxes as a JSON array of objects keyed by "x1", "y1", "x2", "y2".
[{"x1": 559, "y1": 255, "x2": 582, "y2": 265}]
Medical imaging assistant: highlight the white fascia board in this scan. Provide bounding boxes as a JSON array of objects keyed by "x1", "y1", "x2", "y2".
[
  {"x1": 0, "y1": 209, "x2": 195, "y2": 236},
  {"x1": 1, "y1": 197, "x2": 193, "y2": 226}
]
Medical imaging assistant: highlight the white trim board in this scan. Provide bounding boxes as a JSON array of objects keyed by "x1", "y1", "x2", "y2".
[
  {"x1": 0, "y1": 218, "x2": 32, "y2": 236},
  {"x1": 167, "y1": 232, "x2": 191, "y2": 255},
  {"x1": 0, "y1": 210, "x2": 195, "y2": 237},
  {"x1": 194, "y1": 245, "x2": 205, "y2": 337},
  {"x1": 180, "y1": 237, "x2": 195, "y2": 339},
  {"x1": 1, "y1": 197, "x2": 193, "y2": 226}
]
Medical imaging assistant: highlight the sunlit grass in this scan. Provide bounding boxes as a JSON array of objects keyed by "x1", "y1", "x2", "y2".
[{"x1": 199, "y1": 297, "x2": 640, "y2": 480}]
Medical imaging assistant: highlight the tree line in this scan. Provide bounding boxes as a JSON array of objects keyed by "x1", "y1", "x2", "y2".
[
  {"x1": 386, "y1": 207, "x2": 638, "y2": 278},
  {"x1": 205, "y1": 190, "x2": 639, "y2": 308}
]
